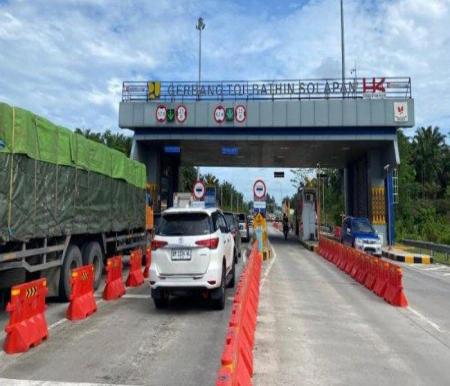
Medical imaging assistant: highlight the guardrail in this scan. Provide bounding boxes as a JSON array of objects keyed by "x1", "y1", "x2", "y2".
[
  {"x1": 401, "y1": 239, "x2": 450, "y2": 259},
  {"x1": 122, "y1": 77, "x2": 412, "y2": 102}
]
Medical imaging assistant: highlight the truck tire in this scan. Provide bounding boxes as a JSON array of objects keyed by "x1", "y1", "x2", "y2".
[
  {"x1": 59, "y1": 245, "x2": 82, "y2": 301},
  {"x1": 82, "y1": 241, "x2": 104, "y2": 290}
]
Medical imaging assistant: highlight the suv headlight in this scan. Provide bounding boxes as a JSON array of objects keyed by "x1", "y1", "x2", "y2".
[{"x1": 355, "y1": 238, "x2": 364, "y2": 247}]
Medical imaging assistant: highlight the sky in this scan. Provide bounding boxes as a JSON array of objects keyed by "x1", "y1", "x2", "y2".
[{"x1": 1, "y1": 0, "x2": 450, "y2": 203}]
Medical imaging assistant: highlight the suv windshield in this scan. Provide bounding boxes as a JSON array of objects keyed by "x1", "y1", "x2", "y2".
[
  {"x1": 157, "y1": 213, "x2": 212, "y2": 236},
  {"x1": 352, "y1": 219, "x2": 375, "y2": 234}
]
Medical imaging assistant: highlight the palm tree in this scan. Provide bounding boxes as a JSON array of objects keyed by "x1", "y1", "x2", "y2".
[
  {"x1": 412, "y1": 126, "x2": 446, "y2": 198},
  {"x1": 201, "y1": 173, "x2": 219, "y2": 187}
]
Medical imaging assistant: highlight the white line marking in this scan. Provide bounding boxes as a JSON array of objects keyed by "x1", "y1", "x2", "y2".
[
  {"x1": 118, "y1": 294, "x2": 150, "y2": 299},
  {"x1": 260, "y1": 246, "x2": 277, "y2": 289},
  {"x1": 424, "y1": 266, "x2": 446, "y2": 271},
  {"x1": 408, "y1": 306, "x2": 443, "y2": 333},
  {"x1": 443, "y1": 273, "x2": 450, "y2": 276},
  {"x1": 0, "y1": 378, "x2": 139, "y2": 386}
]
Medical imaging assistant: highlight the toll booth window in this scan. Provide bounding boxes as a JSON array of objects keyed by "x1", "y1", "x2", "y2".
[{"x1": 157, "y1": 213, "x2": 212, "y2": 236}]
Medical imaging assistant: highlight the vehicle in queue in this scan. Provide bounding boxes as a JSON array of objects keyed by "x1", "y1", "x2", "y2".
[
  {"x1": 237, "y1": 213, "x2": 250, "y2": 242},
  {"x1": 223, "y1": 212, "x2": 242, "y2": 263},
  {"x1": 150, "y1": 207, "x2": 235, "y2": 310},
  {"x1": 0, "y1": 102, "x2": 149, "y2": 302},
  {"x1": 341, "y1": 216, "x2": 382, "y2": 256}
]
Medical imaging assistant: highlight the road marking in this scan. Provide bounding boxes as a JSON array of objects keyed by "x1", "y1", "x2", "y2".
[
  {"x1": 119, "y1": 294, "x2": 150, "y2": 299},
  {"x1": 424, "y1": 266, "x2": 447, "y2": 271},
  {"x1": 260, "y1": 245, "x2": 277, "y2": 289},
  {"x1": 443, "y1": 273, "x2": 450, "y2": 276},
  {"x1": 408, "y1": 306, "x2": 443, "y2": 333},
  {"x1": 0, "y1": 378, "x2": 138, "y2": 386}
]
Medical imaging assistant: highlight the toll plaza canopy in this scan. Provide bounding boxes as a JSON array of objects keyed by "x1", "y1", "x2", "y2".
[{"x1": 119, "y1": 77, "x2": 414, "y2": 238}]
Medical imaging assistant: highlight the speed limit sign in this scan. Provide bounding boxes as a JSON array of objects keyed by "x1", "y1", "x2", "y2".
[
  {"x1": 235, "y1": 105, "x2": 247, "y2": 123},
  {"x1": 176, "y1": 104, "x2": 188, "y2": 123},
  {"x1": 214, "y1": 105, "x2": 226, "y2": 124},
  {"x1": 155, "y1": 105, "x2": 167, "y2": 123}
]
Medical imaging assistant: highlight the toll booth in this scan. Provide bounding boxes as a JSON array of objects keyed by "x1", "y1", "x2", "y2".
[{"x1": 297, "y1": 187, "x2": 317, "y2": 242}]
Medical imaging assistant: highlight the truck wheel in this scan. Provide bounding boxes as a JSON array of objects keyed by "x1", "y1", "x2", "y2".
[
  {"x1": 82, "y1": 241, "x2": 104, "y2": 290},
  {"x1": 59, "y1": 245, "x2": 82, "y2": 301},
  {"x1": 211, "y1": 265, "x2": 226, "y2": 310}
]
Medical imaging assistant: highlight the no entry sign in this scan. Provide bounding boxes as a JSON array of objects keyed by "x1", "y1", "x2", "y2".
[
  {"x1": 193, "y1": 180, "x2": 206, "y2": 200},
  {"x1": 214, "y1": 105, "x2": 226, "y2": 124},
  {"x1": 253, "y1": 179, "x2": 266, "y2": 200}
]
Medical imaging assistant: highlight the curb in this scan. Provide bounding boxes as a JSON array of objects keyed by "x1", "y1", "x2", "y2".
[
  {"x1": 299, "y1": 239, "x2": 315, "y2": 252},
  {"x1": 382, "y1": 251, "x2": 433, "y2": 264}
]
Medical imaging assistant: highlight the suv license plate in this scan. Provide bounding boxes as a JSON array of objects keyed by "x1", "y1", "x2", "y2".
[{"x1": 171, "y1": 249, "x2": 192, "y2": 261}]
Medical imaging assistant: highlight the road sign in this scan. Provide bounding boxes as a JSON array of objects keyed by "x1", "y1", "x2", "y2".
[
  {"x1": 204, "y1": 186, "x2": 216, "y2": 208},
  {"x1": 222, "y1": 147, "x2": 239, "y2": 156},
  {"x1": 167, "y1": 108, "x2": 175, "y2": 122},
  {"x1": 253, "y1": 179, "x2": 266, "y2": 200},
  {"x1": 156, "y1": 105, "x2": 167, "y2": 122},
  {"x1": 214, "y1": 105, "x2": 226, "y2": 124},
  {"x1": 274, "y1": 171, "x2": 284, "y2": 178},
  {"x1": 253, "y1": 201, "x2": 267, "y2": 209},
  {"x1": 235, "y1": 105, "x2": 246, "y2": 123},
  {"x1": 192, "y1": 180, "x2": 206, "y2": 200},
  {"x1": 226, "y1": 108, "x2": 234, "y2": 122},
  {"x1": 394, "y1": 102, "x2": 408, "y2": 122},
  {"x1": 176, "y1": 105, "x2": 188, "y2": 123}
]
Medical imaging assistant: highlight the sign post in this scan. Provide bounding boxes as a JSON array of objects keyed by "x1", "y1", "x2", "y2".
[{"x1": 253, "y1": 179, "x2": 267, "y2": 216}]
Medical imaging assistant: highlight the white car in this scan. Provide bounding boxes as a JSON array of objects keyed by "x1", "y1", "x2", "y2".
[{"x1": 150, "y1": 207, "x2": 235, "y2": 310}]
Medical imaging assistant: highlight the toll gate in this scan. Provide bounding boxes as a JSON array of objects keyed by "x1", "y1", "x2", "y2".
[{"x1": 119, "y1": 77, "x2": 414, "y2": 243}]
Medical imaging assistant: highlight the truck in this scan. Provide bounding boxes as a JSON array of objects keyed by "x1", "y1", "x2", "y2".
[{"x1": 0, "y1": 102, "x2": 149, "y2": 303}]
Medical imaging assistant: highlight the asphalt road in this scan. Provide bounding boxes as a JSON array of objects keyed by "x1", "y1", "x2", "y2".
[
  {"x1": 254, "y1": 227, "x2": 450, "y2": 385},
  {"x1": 0, "y1": 247, "x2": 249, "y2": 386}
]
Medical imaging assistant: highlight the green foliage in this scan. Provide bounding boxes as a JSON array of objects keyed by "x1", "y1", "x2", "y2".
[{"x1": 396, "y1": 127, "x2": 450, "y2": 244}]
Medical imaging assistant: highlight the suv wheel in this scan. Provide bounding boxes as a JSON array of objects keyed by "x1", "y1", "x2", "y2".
[
  {"x1": 211, "y1": 265, "x2": 226, "y2": 310},
  {"x1": 227, "y1": 260, "x2": 235, "y2": 289},
  {"x1": 152, "y1": 288, "x2": 169, "y2": 309}
]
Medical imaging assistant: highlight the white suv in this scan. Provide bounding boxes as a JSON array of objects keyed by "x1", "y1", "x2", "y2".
[{"x1": 150, "y1": 207, "x2": 235, "y2": 310}]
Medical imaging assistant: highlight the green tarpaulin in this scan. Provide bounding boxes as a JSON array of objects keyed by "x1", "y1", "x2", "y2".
[
  {"x1": 0, "y1": 102, "x2": 146, "y2": 243},
  {"x1": 0, "y1": 102, "x2": 146, "y2": 189}
]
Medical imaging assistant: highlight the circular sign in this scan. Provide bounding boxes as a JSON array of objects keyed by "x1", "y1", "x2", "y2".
[
  {"x1": 176, "y1": 104, "x2": 188, "y2": 123},
  {"x1": 253, "y1": 179, "x2": 266, "y2": 200},
  {"x1": 235, "y1": 104, "x2": 247, "y2": 123},
  {"x1": 156, "y1": 105, "x2": 167, "y2": 122},
  {"x1": 193, "y1": 180, "x2": 206, "y2": 200},
  {"x1": 214, "y1": 105, "x2": 226, "y2": 124}
]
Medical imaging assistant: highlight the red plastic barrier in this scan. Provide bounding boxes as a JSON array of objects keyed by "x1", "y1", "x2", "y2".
[
  {"x1": 3, "y1": 278, "x2": 48, "y2": 354},
  {"x1": 317, "y1": 237, "x2": 408, "y2": 307},
  {"x1": 216, "y1": 242, "x2": 262, "y2": 386},
  {"x1": 126, "y1": 249, "x2": 145, "y2": 287},
  {"x1": 335, "y1": 226, "x2": 342, "y2": 240},
  {"x1": 143, "y1": 247, "x2": 151, "y2": 278},
  {"x1": 384, "y1": 266, "x2": 408, "y2": 307},
  {"x1": 103, "y1": 256, "x2": 126, "y2": 300},
  {"x1": 66, "y1": 264, "x2": 97, "y2": 321}
]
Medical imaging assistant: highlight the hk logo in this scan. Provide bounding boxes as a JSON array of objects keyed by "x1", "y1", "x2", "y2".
[
  {"x1": 397, "y1": 105, "x2": 404, "y2": 114},
  {"x1": 362, "y1": 77, "x2": 385, "y2": 93}
]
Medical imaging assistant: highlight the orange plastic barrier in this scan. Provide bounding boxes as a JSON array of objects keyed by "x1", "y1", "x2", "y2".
[
  {"x1": 66, "y1": 264, "x2": 97, "y2": 321},
  {"x1": 103, "y1": 256, "x2": 126, "y2": 300},
  {"x1": 317, "y1": 237, "x2": 408, "y2": 307},
  {"x1": 143, "y1": 247, "x2": 151, "y2": 278},
  {"x1": 126, "y1": 249, "x2": 145, "y2": 287},
  {"x1": 3, "y1": 278, "x2": 48, "y2": 354},
  {"x1": 216, "y1": 242, "x2": 262, "y2": 386}
]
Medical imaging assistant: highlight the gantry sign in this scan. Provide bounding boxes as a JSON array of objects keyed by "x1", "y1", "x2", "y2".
[{"x1": 120, "y1": 77, "x2": 413, "y2": 129}]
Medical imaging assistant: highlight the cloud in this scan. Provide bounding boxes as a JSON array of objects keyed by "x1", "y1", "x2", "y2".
[{"x1": 0, "y1": 0, "x2": 449, "y2": 201}]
